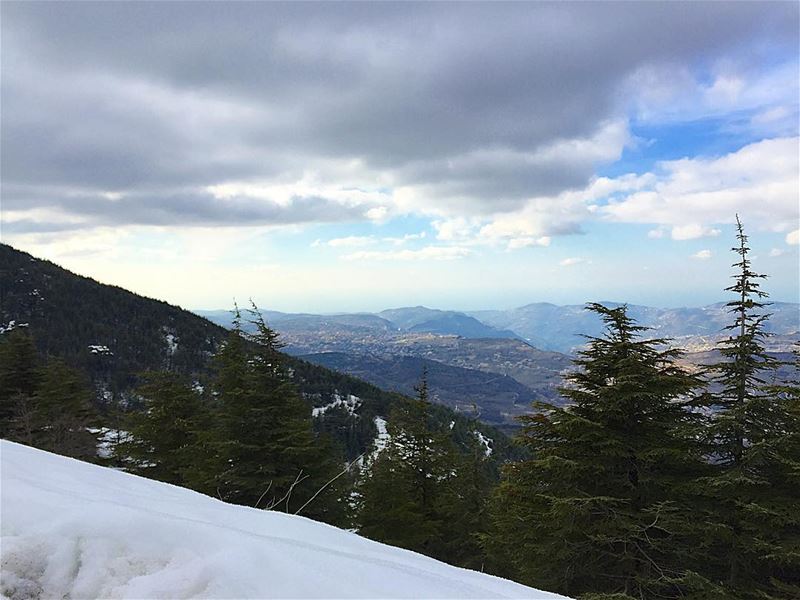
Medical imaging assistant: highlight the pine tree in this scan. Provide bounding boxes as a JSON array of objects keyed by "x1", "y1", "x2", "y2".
[
  {"x1": 118, "y1": 371, "x2": 207, "y2": 486},
  {"x1": 204, "y1": 305, "x2": 345, "y2": 524},
  {"x1": 357, "y1": 370, "x2": 465, "y2": 562},
  {"x1": 31, "y1": 358, "x2": 98, "y2": 460},
  {"x1": 766, "y1": 346, "x2": 800, "y2": 598},
  {"x1": 0, "y1": 328, "x2": 39, "y2": 438},
  {"x1": 1, "y1": 329, "x2": 97, "y2": 460},
  {"x1": 699, "y1": 217, "x2": 800, "y2": 597},
  {"x1": 444, "y1": 431, "x2": 495, "y2": 571},
  {"x1": 488, "y1": 303, "x2": 706, "y2": 599}
]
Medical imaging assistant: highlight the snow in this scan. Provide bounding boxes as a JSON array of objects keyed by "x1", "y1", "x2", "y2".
[
  {"x1": 0, "y1": 441, "x2": 565, "y2": 599},
  {"x1": 373, "y1": 415, "x2": 390, "y2": 453},
  {"x1": 474, "y1": 431, "x2": 493, "y2": 457},
  {"x1": 88, "y1": 427, "x2": 131, "y2": 459},
  {"x1": 88, "y1": 344, "x2": 113, "y2": 356},
  {"x1": 0, "y1": 321, "x2": 28, "y2": 335},
  {"x1": 164, "y1": 332, "x2": 179, "y2": 356},
  {"x1": 356, "y1": 415, "x2": 392, "y2": 471},
  {"x1": 312, "y1": 393, "x2": 361, "y2": 418}
]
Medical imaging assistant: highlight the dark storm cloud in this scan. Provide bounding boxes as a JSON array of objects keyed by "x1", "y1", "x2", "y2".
[
  {"x1": 1, "y1": 2, "x2": 797, "y2": 231},
  {"x1": 1, "y1": 184, "x2": 371, "y2": 229}
]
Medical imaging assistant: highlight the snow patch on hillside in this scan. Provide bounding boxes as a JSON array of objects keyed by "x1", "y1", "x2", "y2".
[
  {"x1": 164, "y1": 331, "x2": 178, "y2": 355},
  {"x1": 0, "y1": 441, "x2": 566, "y2": 599},
  {"x1": 475, "y1": 431, "x2": 493, "y2": 456},
  {"x1": 312, "y1": 393, "x2": 361, "y2": 418},
  {"x1": 88, "y1": 344, "x2": 113, "y2": 356},
  {"x1": 373, "y1": 416, "x2": 390, "y2": 453},
  {"x1": 0, "y1": 321, "x2": 28, "y2": 334}
]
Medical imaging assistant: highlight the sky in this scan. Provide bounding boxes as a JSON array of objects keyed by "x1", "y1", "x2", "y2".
[{"x1": 1, "y1": 2, "x2": 798, "y2": 313}]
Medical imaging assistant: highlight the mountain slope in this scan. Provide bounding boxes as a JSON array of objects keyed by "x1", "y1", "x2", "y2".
[
  {"x1": 0, "y1": 441, "x2": 565, "y2": 600},
  {"x1": 302, "y1": 352, "x2": 538, "y2": 428},
  {"x1": 1, "y1": 243, "x2": 222, "y2": 392},
  {"x1": 0, "y1": 244, "x2": 514, "y2": 460},
  {"x1": 379, "y1": 306, "x2": 519, "y2": 339}
]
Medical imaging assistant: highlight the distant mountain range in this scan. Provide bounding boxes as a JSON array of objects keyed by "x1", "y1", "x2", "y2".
[
  {"x1": 197, "y1": 306, "x2": 521, "y2": 341},
  {"x1": 470, "y1": 302, "x2": 799, "y2": 354},
  {"x1": 197, "y1": 301, "x2": 799, "y2": 355},
  {"x1": 196, "y1": 300, "x2": 798, "y2": 429}
]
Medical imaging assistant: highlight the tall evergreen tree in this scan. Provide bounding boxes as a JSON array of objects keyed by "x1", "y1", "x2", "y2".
[
  {"x1": 118, "y1": 372, "x2": 208, "y2": 486},
  {"x1": 202, "y1": 305, "x2": 345, "y2": 524},
  {"x1": 699, "y1": 217, "x2": 800, "y2": 598},
  {"x1": 31, "y1": 358, "x2": 98, "y2": 460},
  {"x1": 1, "y1": 329, "x2": 97, "y2": 460},
  {"x1": 488, "y1": 303, "x2": 706, "y2": 599},
  {"x1": 357, "y1": 370, "x2": 479, "y2": 564},
  {"x1": 766, "y1": 346, "x2": 800, "y2": 598},
  {"x1": 445, "y1": 431, "x2": 495, "y2": 571},
  {"x1": 0, "y1": 328, "x2": 39, "y2": 438}
]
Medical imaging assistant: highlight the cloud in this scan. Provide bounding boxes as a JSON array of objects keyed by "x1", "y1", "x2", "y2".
[
  {"x1": 625, "y1": 60, "x2": 800, "y2": 138},
  {"x1": 787, "y1": 229, "x2": 800, "y2": 245},
  {"x1": 320, "y1": 236, "x2": 376, "y2": 248},
  {"x1": 383, "y1": 232, "x2": 427, "y2": 245},
  {"x1": 559, "y1": 257, "x2": 588, "y2": 266},
  {"x1": 1, "y1": 2, "x2": 796, "y2": 241},
  {"x1": 691, "y1": 250, "x2": 712, "y2": 260},
  {"x1": 433, "y1": 218, "x2": 482, "y2": 242},
  {"x1": 1, "y1": 187, "x2": 375, "y2": 232},
  {"x1": 602, "y1": 137, "x2": 800, "y2": 234},
  {"x1": 670, "y1": 224, "x2": 721, "y2": 241},
  {"x1": 508, "y1": 237, "x2": 552, "y2": 250},
  {"x1": 341, "y1": 246, "x2": 472, "y2": 262},
  {"x1": 769, "y1": 248, "x2": 786, "y2": 257}
]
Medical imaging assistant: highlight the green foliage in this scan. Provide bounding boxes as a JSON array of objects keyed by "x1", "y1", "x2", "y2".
[
  {"x1": 357, "y1": 370, "x2": 494, "y2": 567},
  {"x1": 488, "y1": 303, "x2": 706, "y2": 599},
  {"x1": 0, "y1": 328, "x2": 97, "y2": 459},
  {"x1": 0, "y1": 328, "x2": 39, "y2": 437},
  {"x1": 118, "y1": 372, "x2": 208, "y2": 486},
  {"x1": 696, "y1": 217, "x2": 800, "y2": 598},
  {"x1": 195, "y1": 307, "x2": 346, "y2": 524},
  {"x1": 30, "y1": 358, "x2": 98, "y2": 460}
]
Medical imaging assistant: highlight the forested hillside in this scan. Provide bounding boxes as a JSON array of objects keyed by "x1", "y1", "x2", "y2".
[{"x1": 0, "y1": 244, "x2": 513, "y2": 464}]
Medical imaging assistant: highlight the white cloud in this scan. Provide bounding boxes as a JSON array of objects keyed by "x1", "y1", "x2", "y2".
[
  {"x1": 670, "y1": 224, "x2": 721, "y2": 241},
  {"x1": 787, "y1": 229, "x2": 800, "y2": 245},
  {"x1": 559, "y1": 257, "x2": 588, "y2": 267},
  {"x1": 647, "y1": 228, "x2": 666, "y2": 239},
  {"x1": 752, "y1": 106, "x2": 791, "y2": 126},
  {"x1": 507, "y1": 236, "x2": 551, "y2": 250},
  {"x1": 341, "y1": 246, "x2": 472, "y2": 262},
  {"x1": 691, "y1": 249, "x2": 712, "y2": 260},
  {"x1": 625, "y1": 59, "x2": 799, "y2": 137},
  {"x1": 433, "y1": 218, "x2": 482, "y2": 242},
  {"x1": 769, "y1": 248, "x2": 786, "y2": 257},
  {"x1": 365, "y1": 206, "x2": 390, "y2": 223},
  {"x1": 383, "y1": 231, "x2": 427, "y2": 245},
  {"x1": 602, "y1": 137, "x2": 799, "y2": 234},
  {"x1": 324, "y1": 236, "x2": 376, "y2": 248}
]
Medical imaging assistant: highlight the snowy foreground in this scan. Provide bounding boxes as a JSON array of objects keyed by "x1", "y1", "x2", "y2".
[{"x1": 0, "y1": 441, "x2": 566, "y2": 599}]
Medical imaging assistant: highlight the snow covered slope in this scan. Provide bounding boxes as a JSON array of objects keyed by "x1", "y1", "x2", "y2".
[{"x1": 0, "y1": 441, "x2": 566, "y2": 599}]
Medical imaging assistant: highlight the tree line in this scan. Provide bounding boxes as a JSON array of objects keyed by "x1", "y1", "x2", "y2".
[{"x1": 1, "y1": 217, "x2": 797, "y2": 598}]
